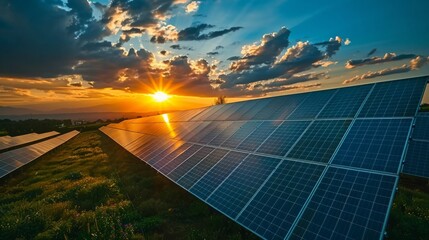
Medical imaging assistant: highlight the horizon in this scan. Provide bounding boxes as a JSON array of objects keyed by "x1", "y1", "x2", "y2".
[{"x1": 1, "y1": 0, "x2": 429, "y2": 113}]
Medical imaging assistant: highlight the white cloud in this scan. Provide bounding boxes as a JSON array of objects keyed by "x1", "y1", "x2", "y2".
[{"x1": 185, "y1": 1, "x2": 200, "y2": 13}]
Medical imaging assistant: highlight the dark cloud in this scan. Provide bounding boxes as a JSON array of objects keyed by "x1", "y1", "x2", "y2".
[
  {"x1": 217, "y1": 27, "x2": 345, "y2": 92},
  {"x1": 343, "y1": 56, "x2": 429, "y2": 84},
  {"x1": 313, "y1": 36, "x2": 342, "y2": 57},
  {"x1": 68, "y1": 82, "x2": 83, "y2": 87},
  {"x1": 367, "y1": 48, "x2": 377, "y2": 57},
  {"x1": 150, "y1": 35, "x2": 167, "y2": 43},
  {"x1": 230, "y1": 27, "x2": 291, "y2": 71},
  {"x1": 178, "y1": 23, "x2": 242, "y2": 41},
  {"x1": 170, "y1": 44, "x2": 193, "y2": 50},
  {"x1": 160, "y1": 50, "x2": 168, "y2": 55},
  {"x1": 193, "y1": 13, "x2": 207, "y2": 18},
  {"x1": 207, "y1": 51, "x2": 219, "y2": 56},
  {"x1": 215, "y1": 45, "x2": 224, "y2": 50},
  {"x1": 227, "y1": 56, "x2": 241, "y2": 61},
  {"x1": 346, "y1": 53, "x2": 417, "y2": 68}
]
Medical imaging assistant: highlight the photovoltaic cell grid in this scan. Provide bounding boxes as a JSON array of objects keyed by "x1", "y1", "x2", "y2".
[
  {"x1": 402, "y1": 113, "x2": 429, "y2": 178},
  {"x1": 402, "y1": 141, "x2": 429, "y2": 178},
  {"x1": 0, "y1": 131, "x2": 79, "y2": 178},
  {"x1": 99, "y1": 76, "x2": 428, "y2": 240},
  {"x1": 0, "y1": 131, "x2": 60, "y2": 151}
]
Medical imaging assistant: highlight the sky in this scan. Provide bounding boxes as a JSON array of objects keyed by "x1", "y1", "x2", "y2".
[{"x1": 0, "y1": 0, "x2": 428, "y2": 112}]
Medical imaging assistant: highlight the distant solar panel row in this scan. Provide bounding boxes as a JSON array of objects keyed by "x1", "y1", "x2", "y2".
[
  {"x1": 402, "y1": 113, "x2": 429, "y2": 178},
  {"x1": 0, "y1": 131, "x2": 59, "y2": 151},
  {"x1": 0, "y1": 130, "x2": 79, "y2": 178},
  {"x1": 101, "y1": 76, "x2": 427, "y2": 240}
]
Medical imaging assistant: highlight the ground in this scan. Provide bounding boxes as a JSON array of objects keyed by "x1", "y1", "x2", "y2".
[{"x1": 0, "y1": 130, "x2": 428, "y2": 239}]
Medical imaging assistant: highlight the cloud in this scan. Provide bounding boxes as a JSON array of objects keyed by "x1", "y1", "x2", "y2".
[
  {"x1": 215, "y1": 45, "x2": 224, "y2": 50},
  {"x1": 227, "y1": 56, "x2": 241, "y2": 61},
  {"x1": 367, "y1": 48, "x2": 377, "y2": 57},
  {"x1": 185, "y1": 1, "x2": 200, "y2": 13},
  {"x1": 344, "y1": 38, "x2": 351, "y2": 45},
  {"x1": 170, "y1": 44, "x2": 193, "y2": 50},
  {"x1": 230, "y1": 27, "x2": 291, "y2": 71},
  {"x1": 343, "y1": 56, "x2": 429, "y2": 84},
  {"x1": 216, "y1": 27, "x2": 346, "y2": 95},
  {"x1": 207, "y1": 51, "x2": 219, "y2": 56},
  {"x1": 345, "y1": 53, "x2": 417, "y2": 69},
  {"x1": 177, "y1": 23, "x2": 242, "y2": 41},
  {"x1": 160, "y1": 50, "x2": 168, "y2": 56}
]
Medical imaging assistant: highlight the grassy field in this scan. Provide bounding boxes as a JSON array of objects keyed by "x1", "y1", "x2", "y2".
[{"x1": 0, "y1": 130, "x2": 428, "y2": 239}]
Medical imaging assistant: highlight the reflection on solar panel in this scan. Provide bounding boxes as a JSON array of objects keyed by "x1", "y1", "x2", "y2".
[
  {"x1": 0, "y1": 131, "x2": 60, "y2": 151},
  {"x1": 99, "y1": 76, "x2": 428, "y2": 239},
  {"x1": 0, "y1": 131, "x2": 79, "y2": 178},
  {"x1": 402, "y1": 113, "x2": 429, "y2": 178}
]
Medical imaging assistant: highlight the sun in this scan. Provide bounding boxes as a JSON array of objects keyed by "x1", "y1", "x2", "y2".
[{"x1": 152, "y1": 91, "x2": 170, "y2": 102}]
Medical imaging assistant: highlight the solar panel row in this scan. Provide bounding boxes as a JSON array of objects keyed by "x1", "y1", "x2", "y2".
[
  {"x1": 100, "y1": 76, "x2": 427, "y2": 240},
  {"x1": 0, "y1": 130, "x2": 79, "y2": 178},
  {"x1": 0, "y1": 131, "x2": 60, "y2": 151}
]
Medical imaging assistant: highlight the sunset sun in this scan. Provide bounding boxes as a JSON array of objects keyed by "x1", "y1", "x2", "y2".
[{"x1": 152, "y1": 91, "x2": 169, "y2": 102}]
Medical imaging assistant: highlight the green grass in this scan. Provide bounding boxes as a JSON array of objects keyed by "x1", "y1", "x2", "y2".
[
  {"x1": 0, "y1": 131, "x2": 258, "y2": 240},
  {"x1": 1, "y1": 131, "x2": 428, "y2": 239}
]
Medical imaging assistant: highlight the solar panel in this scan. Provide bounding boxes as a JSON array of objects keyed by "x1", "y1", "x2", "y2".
[
  {"x1": 190, "y1": 151, "x2": 248, "y2": 200},
  {"x1": 221, "y1": 121, "x2": 262, "y2": 149},
  {"x1": 237, "y1": 121, "x2": 281, "y2": 152},
  {"x1": 0, "y1": 131, "x2": 60, "y2": 151},
  {"x1": 358, "y1": 76, "x2": 427, "y2": 118},
  {"x1": 207, "y1": 154, "x2": 280, "y2": 217},
  {"x1": 237, "y1": 160, "x2": 325, "y2": 240},
  {"x1": 411, "y1": 114, "x2": 429, "y2": 141},
  {"x1": 257, "y1": 121, "x2": 311, "y2": 157},
  {"x1": 332, "y1": 119, "x2": 412, "y2": 173},
  {"x1": 288, "y1": 90, "x2": 335, "y2": 120},
  {"x1": 290, "y1": 167, "x2": 396, "y2": 240},
  {"x1": 318, "y1": 84, "x2": 372, "y2": 119},
  {"x1": 0, "y1": 131, "x2": 79, "y2": 178},
  {"x1": 287, "y1": 120, "x2": 351, "y2": 163},
  {"x1": 99, "y1": 76, "x2": 428, "y2": 240},
  {"x1": 177, "y1": 148, "x2": 229, "y2": 189},
  {"x1": 402, "y1": 140, "x2": 429, "y2": 178}
]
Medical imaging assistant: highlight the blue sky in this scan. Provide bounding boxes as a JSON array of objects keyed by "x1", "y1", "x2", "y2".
[{"x1": 0, "y1": 0, "x2": 428, "y2": 110}]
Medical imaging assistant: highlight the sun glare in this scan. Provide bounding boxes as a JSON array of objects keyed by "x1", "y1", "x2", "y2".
[{"x1": 152, "y1": 91, "x2": 169, "y2": 102}]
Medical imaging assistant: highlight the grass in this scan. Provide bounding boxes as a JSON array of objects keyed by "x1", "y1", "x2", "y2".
[
  {"x1": 0, "y1": 130, "x2": 428, "y2": 239},
  {"x1": 0, "y1": 131, "x2": 258, "y2": 240}
]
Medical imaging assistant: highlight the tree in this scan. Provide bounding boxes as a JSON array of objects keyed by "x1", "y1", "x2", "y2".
[{"x1": 214, "y1": 96, "x2": 227, "y2": 105}]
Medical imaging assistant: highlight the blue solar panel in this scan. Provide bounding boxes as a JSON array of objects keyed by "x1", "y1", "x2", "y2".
[
  {"x1": 402, "y1": 140, "x2": 429, "y2": 178},
  {"x1": 147, "y1": 140, "x2": 186, "y2": 165},
  {"x1": 208, "y1": 121, "x2": 245, "y2": 146},
  {"x1": 318, "y1": 84, "x2": 372, "y2": 119},
  {"x1": 188, "y1": 122, "x2": 221, "y2": 143},
  {"x1": 253, "y1": 94, "x2": 305, "y2": 120},
  {"x1": 151, "y1": 143, "x2": 192, "y2": 169},
  {"x1": 332, "y1": 119, "x2": 412, "y2": 173},
  {"x1": 257, "y1": 121, "x2": 311, "y2": 157},
  {"x1": 287, "y1": 120, "x2": 351, "y2": 163},
  {"x1": 237, "y1": 121, "x2": 281, "y2": 152},
  {"x1": 288, "y1": 90, "x2": 336, "y2": 120},
  {"x1": 237, "y1": 160, "x2": 325, "y2": 240},
  {"x1": 168, "y1": 146, "x2": 215, "y2": 181},
  {"x1": 190, "y1": 151, "x2": 248, "y2": 200},
  {"x1": 159, "y1": 145, "x2": 202, "y2": 175},
  {"x1": 238, "y1": 98, "x2": 272, "y2": 120},
  {"x1": 207, "y1": 155, "x2": 280, "y2": 217},
  {"x1": 290, "y1": 167, "x2": 396, "y2": 240},
  {"x1": 358, "y1": 77, "x2": 427, "y2": 118},
  {"x1": 177, "y1": 148, "x2": 229, "y2": 189},
  {"x1": 412, "y1": 114, "x2": 429, "y2": 140},
  {"x1": 221, "y1": 121, "x2": 262, "y2": 149},
  {"x1": 198, "y1": 121, "x2": 232, "y2": 144}
]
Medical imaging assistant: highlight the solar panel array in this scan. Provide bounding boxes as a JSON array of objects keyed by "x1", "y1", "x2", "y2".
[
  {"x1": 0, "y1": 130, "x2": 79, "y2": 178},
  {"x1": 0, "y1": 131, "x2": 60, "y2": 151},
  {"x1": 100, "y1": 76, "x2": 427, "y2": 240},
  {"x1": 402, "y1": 112, "x2": 429, "y2": 178}
]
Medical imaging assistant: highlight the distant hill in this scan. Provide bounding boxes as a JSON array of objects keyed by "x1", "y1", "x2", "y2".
[{"x1": 0, "y1": 106, "x2": 42, "y2": 116}]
